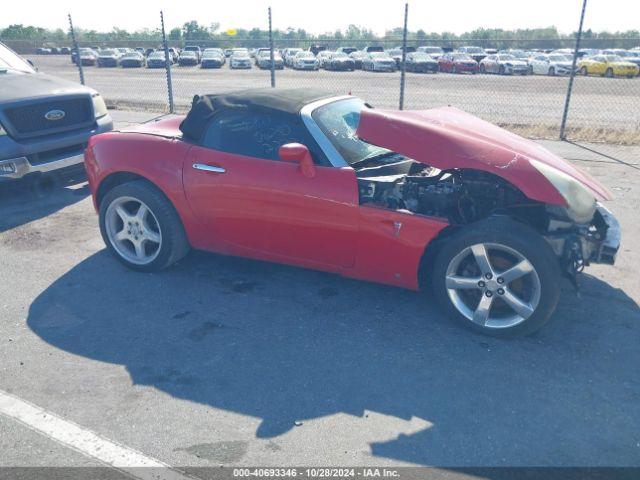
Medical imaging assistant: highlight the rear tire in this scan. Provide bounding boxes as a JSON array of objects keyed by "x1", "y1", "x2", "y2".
[
  {"x1": 548, "y1": 67, "x2": 555, "y2": 76},
  {"x1": 99, "y1": 180, "x2": 190, "y2": 272},
  {"x1": 580, "y1": 66, "x2": 588, "y2": 76},
  {"x1": 429, "y1": 217, "x2": 561, "y2": 338}
]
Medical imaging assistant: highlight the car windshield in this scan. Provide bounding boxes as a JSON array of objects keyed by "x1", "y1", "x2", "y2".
[
  {"x1": 203, "y1": 51, "x2": 221, "y2": 58},
  {"x1": 0, "y1": 42, "x2": 36, "y2": 73},
  {"x1": 311, "y1": 98, "x2": 390, "y2": 165},
  {"x1": 549, "y1": 55, "x2": 569, "y2": 62},
  {"x1": 181, "y1": 51, "x2": 196, "y2": 57},
  {"x1": 464, "y1": 47, "x2": 484, "y2": 53},
  {"x1": 297, "y1": 52, "x2": 314, "y2": 59},
  {"x1": 604, "y1": 55, "x2": 623, "y2": 62},
  {"x1": 452, "y1": 54, "x2": 472, "y2": 60},
  {"x1": 100, "y1": 50, "x2": 117, "y2": 55},
  {"x1": 149, "y1": 52, "x2": 165, "y2": 59},
  {"x1": 420, "y1": 47, "x2": 443, "y2": 53},
  {"x1": 498, "y1": 54, "x2": 516, "y2": 61},
  {"x1": 332, "y1": 52, "x2": 348, "y2": 58},
  {"x1": 370, "y1": 52, "x2": 389, "y2": 59},
  {"x1": 411, "y1": 53, "x2": 431, "y2": 60},
  {"x1": 122, "y1": 53, "x2": 139, "y2": 59}
]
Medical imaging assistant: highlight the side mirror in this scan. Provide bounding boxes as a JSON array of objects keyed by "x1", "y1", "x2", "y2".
[{"x1": 278, "y1": 143, "x2": 316, "y2": 178}]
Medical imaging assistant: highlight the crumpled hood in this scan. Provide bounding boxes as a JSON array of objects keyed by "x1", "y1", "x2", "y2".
[
  {"x1": 356, "y1": 107, "x2": 611, "y2": 205},
  {"x1": 0, "y1": 71, "x2": 95, "y2": 104}
]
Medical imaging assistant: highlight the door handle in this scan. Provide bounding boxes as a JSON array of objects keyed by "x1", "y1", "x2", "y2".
[{"x1": 192, "y1": 163, "x2": 226, "y2": 173}]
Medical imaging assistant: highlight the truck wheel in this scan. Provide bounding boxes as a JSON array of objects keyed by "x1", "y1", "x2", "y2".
[
  {"x1": 99, "y1": 180, "x2": 190, "y2": 272},
  {"x1": 430, "y1": 217, "x2": 561, "y2": 338}
]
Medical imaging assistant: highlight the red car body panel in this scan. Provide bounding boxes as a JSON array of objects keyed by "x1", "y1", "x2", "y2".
[
  {"x1": 357, "y1": 107, "x2": 612, "y2": 203},
  {"x1": 85, "y1": 118, "x2": 448, "y2": 291}
]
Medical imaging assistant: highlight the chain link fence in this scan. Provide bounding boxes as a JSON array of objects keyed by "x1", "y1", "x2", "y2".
[{"x1": 4, "y1": 5, "x2": 639, "y2": 156}]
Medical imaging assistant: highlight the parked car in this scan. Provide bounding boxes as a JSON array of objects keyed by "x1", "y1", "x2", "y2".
[
  {"x1": 292, "y1": 51, "x2": 318, "y2": 70},
  {"x1": 336, "y1": 47, "x2": 358, "y2": 55},
  {"x1": 349, "y1": 51, "x2": 367, "y2": 69},
  {"x1": 183, "y1": 45, "x2": 202, "y2": 62},
  {"x1": 528, "y1": 54, "x2": 574, "y2": 76},
  {"x1": 78, "y1": 49, "x2": 98, "y2": 66},
  {"x1": 387, "y1": 47, "x2": 417, "y2": 68},
  {"x1": 438, "y1": 53, "x2": 478, "y2": 73},
  {"x1": 456, "y1": 46, "x2": 487, "y2": 63},
  {"x1": 316, "y1": 50, "x2": 333, "y2": 69},
  {"x1": 283, "y1": 48, "x2": 303, "y2": 67},
  {"x1": 417, "y1": 46, "x2": 445, "y2": 58},
  {"x1": 97, "y1": 49, "x2": 120, "y2": 68},
  {"x1": 479, "y1": 54, "x2": 529, "y2": 75},
  {"x1": 146, "y1": 51, "x2": 170, "y2": 68},
  {"x1": 85, "y1": 88, "x2": 619, "y2": 338},
  {"x1": 178, "y1": 50, "x2": 199, "y2": 66},
  {"x1": 120, "y1": 52, "x2": 146, "y2": 68},
  {"x1": 362, "y1": 52, "x2": 396, "y2": 72},
  {"x1": 309, "y1": 44, "x2": 328, "y2": 55},
  {"x1": 36, "y1": 47, "x2": 52, "y2": 55},
  {"x1": 201, "y1": 49, "x2": 225, "y2": 69},
  {"x1": 363, "y1": 45, "x2": 385, "y2": 53},
  {"x1": 0, "y1": 41, "x2": 112, "y2": 184},
  {"x1": 144, "y1": 48, "x2": 156, "y2": 57},
  {"x1": 256, "y1": 50, "x2": 284, "y2": 70},
  {"x1": 405, "y1": 52, "x2": 439, "y2": 73},
  {"x1": 602, "y1": 49, "x2": 640, "y2": 72},
  {"x1": 229, "y1": 51, "x2": 252, "y2": 69},
  {"x1": 578, "y1": 54, "x2": 639, "y2": 78},
  {"x1": 60, "y1": 47, "x2": 71, "y2": 54},
  {"x1": 324, "y1": 52, "x2": 355, "y2": 71}
]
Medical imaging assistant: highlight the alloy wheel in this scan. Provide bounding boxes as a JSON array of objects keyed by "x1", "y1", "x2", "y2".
[
  {"x1": 105, "y1": 196, "x2": 162, "y2": 265},
  {"x1": 445, "y1": 243, "x2": 541, "y2": 329}
]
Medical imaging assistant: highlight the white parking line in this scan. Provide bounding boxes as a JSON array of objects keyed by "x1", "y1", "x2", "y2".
[{"x1": 0, "y1": 389, "x2": 195, "y2": 480}]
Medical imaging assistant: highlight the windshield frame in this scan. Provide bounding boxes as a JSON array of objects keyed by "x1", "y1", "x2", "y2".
[
  {"x1": 307, "y1": 97, "x2": 390, "y2": 167},
  {"x1": 0, "y1": 42, "x2": 36, "y2": 73}
]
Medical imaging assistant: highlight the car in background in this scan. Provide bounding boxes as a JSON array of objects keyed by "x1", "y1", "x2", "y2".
[
  {"x1": 183, "y1": 45, "x2": 202, "y2": 62},
  {"x1": 36, "y1": 47, "x2": 52, "y2": 55},
  {"x1": 97, "y1": 49, "x2": 120, "y2": 68},
  {"x1": 336, "y1": 47, "x2": 358, "y2": 55},
  {"x1": 349, "y1": 51, "x2": 367, "y2": 69},
  {"x1": 405, "y1": 52, "x2": 439, "y2": 73},
  {"x1": 178, "y1": 50, "x2": 199, "y2": 66},
  {"x1": 230, "y1": 50, "x2": 252, "y2": 69},
  {"x1": 362, "y1": 52, "x2": 396, "y2": 72},
  {"x1": 316, "y1": 50, "x2": 332, "y2": 69},
  {"x1": 292, "y1": 51, "x2": 319, "y2": 70},
  {"x1": 479, "y1": 54, "x2": 529, "y2": 75},
  {"x1": 144, "y1": 48, "x2": 156, "y2": 57},
  {"x1": 78, "y1": 49, "x2": 98, "y2": 66},
  {"x1": 71, "y1": 48, "x2": 96, "y2": 65},
  {"x1": 201, "y1": 49, "x2": 225, "y2": 68},
  {"x1": 387, "y1": 46, "x2": 417, "y2": 68},
  {"x1": 146, "y1": 51, "x2": 170, "y2": 68},
  {"x1": 603, "y1": 49, "x2": 640, "y2": 72},
  {"x1": 324, "y1": 52, "x2": 355, "y2": 71},
  {"x1": 578, "y1": 54, "x2": 639, "y2": 78},
  {"x1": 528, "y1": 53, "x2": 574, "y2": 76},
  {"x1": 417, "y1": 46, "x2": 445, "y2": 58},
  {"x1": 438, "y1": 53, "x2": 478, "y2": 73},
  {"x1": 120, "y1": 51, "x2": 146, "y2": 68},
  {"x1": 283, "y1": 48, "x2": 303, "y2": 67},
  {"x1": 309, "y1": 44, "x2": 328, "y2": 55},
  {"x1": 256, "y1": 50, "x2": 284, "y2": 69},
  {"x1": 0, "y1": 41, "x2": 113, "y2": 184},
  {"x1": 457, "y1": 46, "x2": 487, "y2": 63},
  {"x1": 85, "y1": 88, "x2": 619, "y2": 338},
  {"x1": 60, "y1": 47, "x2": 71, "y2": 54},
  {"x1": 363, "y1": 45, "x2": 385, "y2": 53}
]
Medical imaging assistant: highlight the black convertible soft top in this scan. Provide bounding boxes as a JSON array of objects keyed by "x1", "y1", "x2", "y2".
[{"x1": 179, "y1": 88, "x2": 336, "y2": 141}]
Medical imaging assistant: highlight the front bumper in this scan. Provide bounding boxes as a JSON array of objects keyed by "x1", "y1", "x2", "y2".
[
  {"x1": 593, "y1": 204, "x2": 620, "y2": 265},
  {"x1": 0, "y1": 115, "x2": 113, "y2": 182}
]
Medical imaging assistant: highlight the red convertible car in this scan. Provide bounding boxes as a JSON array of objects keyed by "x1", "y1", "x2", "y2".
[{"x1": 84, "y1": 89, "x2": 620, "y2": 337}]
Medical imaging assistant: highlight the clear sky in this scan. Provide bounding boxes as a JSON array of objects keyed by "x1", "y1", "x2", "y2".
[{"x1": 3, "y1": 0, "x2": 638, "y2": 35}]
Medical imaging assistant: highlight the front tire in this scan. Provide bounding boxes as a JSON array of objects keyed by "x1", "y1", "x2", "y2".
[
  {"x1": 430, "y1": 217, "x2": 561, "y2": 338},
  {"x1": 99, "y1": 180, "x2": 190, "y2": 272}
]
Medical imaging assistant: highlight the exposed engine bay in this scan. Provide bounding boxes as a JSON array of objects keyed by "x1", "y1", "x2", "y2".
[
  {"x1": 356, "y1": 156, "x2": 537, "y2": 225},
  {"x1": 355, "y1": 155, "x2": 618, "y2": 282}
]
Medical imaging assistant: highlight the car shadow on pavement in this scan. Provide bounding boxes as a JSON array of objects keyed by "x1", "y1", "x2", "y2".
[
  {"x1": 0, "y1": 171, "x2": 89, "y2": 232},
  {"x1": 27, "y1": 249, "x2": 640, "y2": 466}
]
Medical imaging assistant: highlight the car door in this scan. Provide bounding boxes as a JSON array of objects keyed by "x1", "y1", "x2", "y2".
[{"x1": 182, "y1": 109, "x2": 359, "y2": 270}]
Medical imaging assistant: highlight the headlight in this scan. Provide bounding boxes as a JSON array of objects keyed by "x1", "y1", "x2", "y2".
[
  {"x1": 531, "y1": 159, "x2": 596, "y2": 223},
  {"x1": 92, "y1": 94, "x2": 108, "y2": 119}
]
